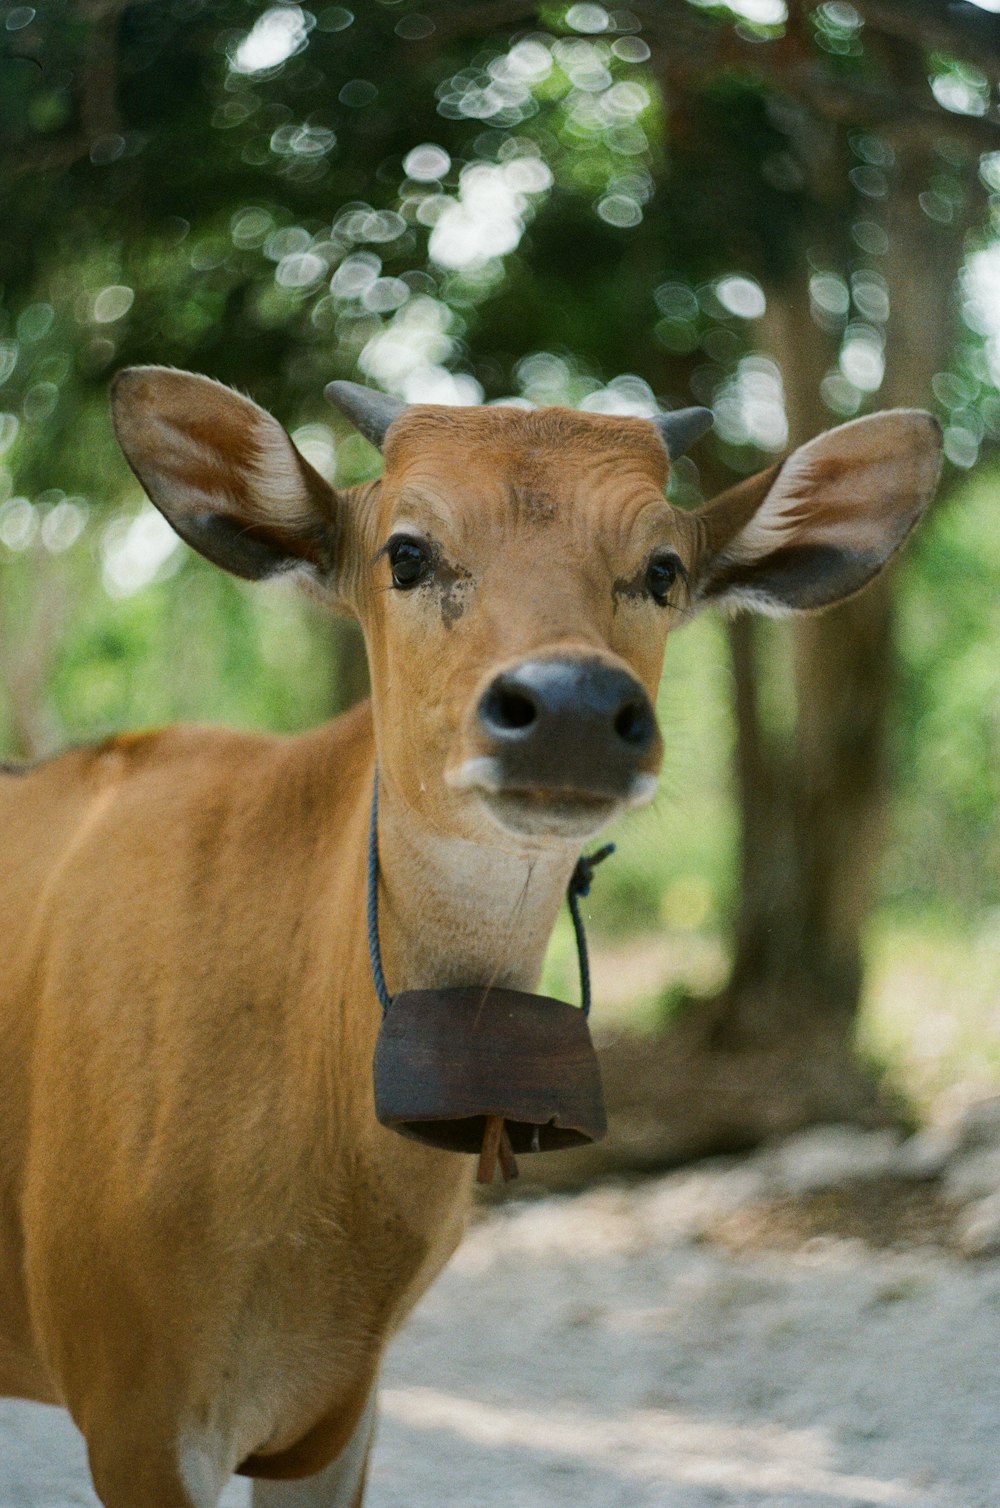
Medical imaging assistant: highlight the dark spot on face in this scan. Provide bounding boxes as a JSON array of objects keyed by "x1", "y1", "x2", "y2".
[
  {"x1": 612, "y1": 565, "x2": 649, "y2": 611},
  {"x1": 441, "y1": 590, "x2": 464, "y2": 626},
  {"x1": 510, "y1": 484, "x2": 557, "y2": 526},
  {"x1": 437, "y1": 556, "x2": 473, "y2": 627}
]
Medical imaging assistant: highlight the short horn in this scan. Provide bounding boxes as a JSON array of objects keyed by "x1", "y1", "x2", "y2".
[
  {"x1": 324, "y1": 381, "x2": 407, "y2": 449},
  {"x1": 654, "y1": 406, "x2": 713, "y2": 458}
]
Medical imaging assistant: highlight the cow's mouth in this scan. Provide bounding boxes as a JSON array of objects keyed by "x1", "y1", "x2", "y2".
[
  {"x1": 483, "y1": 787, "x2": 619, "y2": 838},
  {"x1": 448, "y1": 758, "x2": 657, "y2": 839}
]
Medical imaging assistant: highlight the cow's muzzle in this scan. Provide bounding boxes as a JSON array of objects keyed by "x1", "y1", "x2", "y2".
[{"x1": 451, "y1": 657, "x2": 660, "y2": 836}]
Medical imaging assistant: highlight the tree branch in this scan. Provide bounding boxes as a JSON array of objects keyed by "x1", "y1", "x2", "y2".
[{"x1": 2, "y1": 0, "x2": 141, "y2": 178}]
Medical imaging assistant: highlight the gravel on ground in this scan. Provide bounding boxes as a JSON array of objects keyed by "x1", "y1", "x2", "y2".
[{"x1": 4, "y1": 1118, "x2": 1000, "y2": 1508}]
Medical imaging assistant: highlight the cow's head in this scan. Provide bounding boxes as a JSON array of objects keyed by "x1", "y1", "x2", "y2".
[{"x1": 111, "y1": 369, "x2": 941, "y2": 849}]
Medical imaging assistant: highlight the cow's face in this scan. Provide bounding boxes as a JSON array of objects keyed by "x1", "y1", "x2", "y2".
[
  {"x1": 351, "y1": 405, "x2": 701, "y2": 844},
  {"x1": 112, "y1": 369, "x2": 941, "y2": 852}
]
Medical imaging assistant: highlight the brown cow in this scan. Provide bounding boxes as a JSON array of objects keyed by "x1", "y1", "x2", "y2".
[{"x1": 0, "y1": 368, "x2": 941, "y2": 1507}]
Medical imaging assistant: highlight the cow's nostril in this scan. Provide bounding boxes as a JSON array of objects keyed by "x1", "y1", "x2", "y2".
[
  {"x1": 497, "y1": 691, "x2": 536, "y2": 729},
  {"x1": 614, "y1": 700, "x2": 654, "y2": 748},
  {"x1": 481, "y1": 685, "x2": 538, "y2": 733}
]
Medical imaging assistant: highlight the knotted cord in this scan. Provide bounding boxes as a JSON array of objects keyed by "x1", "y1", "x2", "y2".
[
  {"x1": 367, "y1": 769, "x2": 392, "y2": 1014},
  {"x1": 567, "y1": 842, "x2": 616, "y2": 1017}
]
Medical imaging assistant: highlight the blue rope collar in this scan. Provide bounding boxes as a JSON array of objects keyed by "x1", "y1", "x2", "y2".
[{"x1": 366, "y1": 769, "x2": 613, "y2": 1017}]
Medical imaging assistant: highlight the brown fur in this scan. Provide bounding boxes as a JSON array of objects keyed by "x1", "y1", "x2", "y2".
[{"x1": 0, "y1": 375, "x2": 941, "y2": 1506}]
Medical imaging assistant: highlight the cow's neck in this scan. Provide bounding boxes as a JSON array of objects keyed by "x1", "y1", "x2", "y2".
[{"x1": 370, "y1": 765, "x2": 577, "y2": 999}]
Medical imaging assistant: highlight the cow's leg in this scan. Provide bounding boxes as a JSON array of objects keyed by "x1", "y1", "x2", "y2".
[
  {"x1": 250, "y1": 1389, "x2": 377, "y2": 1508},
  {"x1": 86, "y1": 1419, "x2": 231, "y2": 1508},
  {"x1": 87, "y1": 1450, "x2": 224, "y2": 1508}
]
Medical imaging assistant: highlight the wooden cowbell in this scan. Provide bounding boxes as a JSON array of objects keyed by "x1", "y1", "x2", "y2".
[{"x1": 373, "y1": 987, "x2": 607, "y2": 1184}]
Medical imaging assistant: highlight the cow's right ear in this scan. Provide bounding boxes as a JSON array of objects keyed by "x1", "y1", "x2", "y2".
[
  {"x1": 688, "y1": 410, "x2": 942, "y2": 615},
  {"x1": 111, "y1": 367, "x2": 338, "y2": 582}
]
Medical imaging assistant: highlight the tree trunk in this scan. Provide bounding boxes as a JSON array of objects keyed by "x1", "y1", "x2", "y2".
[
  {"x1": 732, "y1": 135, "x2": 963, "y2": 1043},
  {"x1": 549, "y1": 141, "x2": 971, "y2": 1184}
]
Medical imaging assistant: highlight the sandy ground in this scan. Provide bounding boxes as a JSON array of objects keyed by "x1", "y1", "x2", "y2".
[{"x1": 3, "y1": 1125, "x2": 1000, "y2": 1508}]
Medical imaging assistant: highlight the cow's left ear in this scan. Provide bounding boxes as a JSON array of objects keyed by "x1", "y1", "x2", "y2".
[
  {"x1": 111, "y1": 366, "x2": 338, "y2": 583},
  {"x1": 690, "y1": 410, "x2": 943, "y2": 615}
]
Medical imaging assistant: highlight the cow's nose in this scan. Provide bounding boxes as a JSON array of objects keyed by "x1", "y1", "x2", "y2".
[{"x1": 477, "y1": 658, "x2": 657, "y2": 797}]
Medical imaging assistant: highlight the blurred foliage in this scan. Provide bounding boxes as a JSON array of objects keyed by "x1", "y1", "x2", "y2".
[
  {"x1": 0, "y1": 0, "x2": 998, "y2": 950},
  {"x1": 892, "y1": 462, "x2": 1000, "y2": 920}
]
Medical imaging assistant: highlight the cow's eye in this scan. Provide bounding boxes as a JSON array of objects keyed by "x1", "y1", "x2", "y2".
[
  {"x1": 388, "y1": 536, "x2": 432, "y2": 589},
  {"x1": 645, "y1": 551, "x2": 685, "y2": 606}
]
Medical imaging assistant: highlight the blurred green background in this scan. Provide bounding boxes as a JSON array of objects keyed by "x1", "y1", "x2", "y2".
[{"x1": 1, "y1": 0, "x2": 998, "y2": 1133}]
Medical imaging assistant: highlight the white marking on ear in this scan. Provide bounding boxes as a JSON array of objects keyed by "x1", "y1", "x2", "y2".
[
  {"x1": 152, "y1": 408, "x2": 310, "y2": 523},
  {"x1": 246, "y1": 413, "x2": 319, "y2": 528},
  {"x1": 707, "y1": 586, "x2": 796, "y2": 619},
  {"x1": 114, "y1": 365, "x2": 323, "y2": 527},
  {"x1": 112, "y1": 366, "x2": 339, "y2": 583},
  {"x1": 722, "y1": 464, "x2": 805, "y2": 565},
  {"x1": 722, "y1": 409, "x2": 942, "y2": 569}
]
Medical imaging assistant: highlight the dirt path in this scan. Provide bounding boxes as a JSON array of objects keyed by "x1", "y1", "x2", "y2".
[{"x1": 3, "y1": 1128, "x2": 1000, "y2": 1507}]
